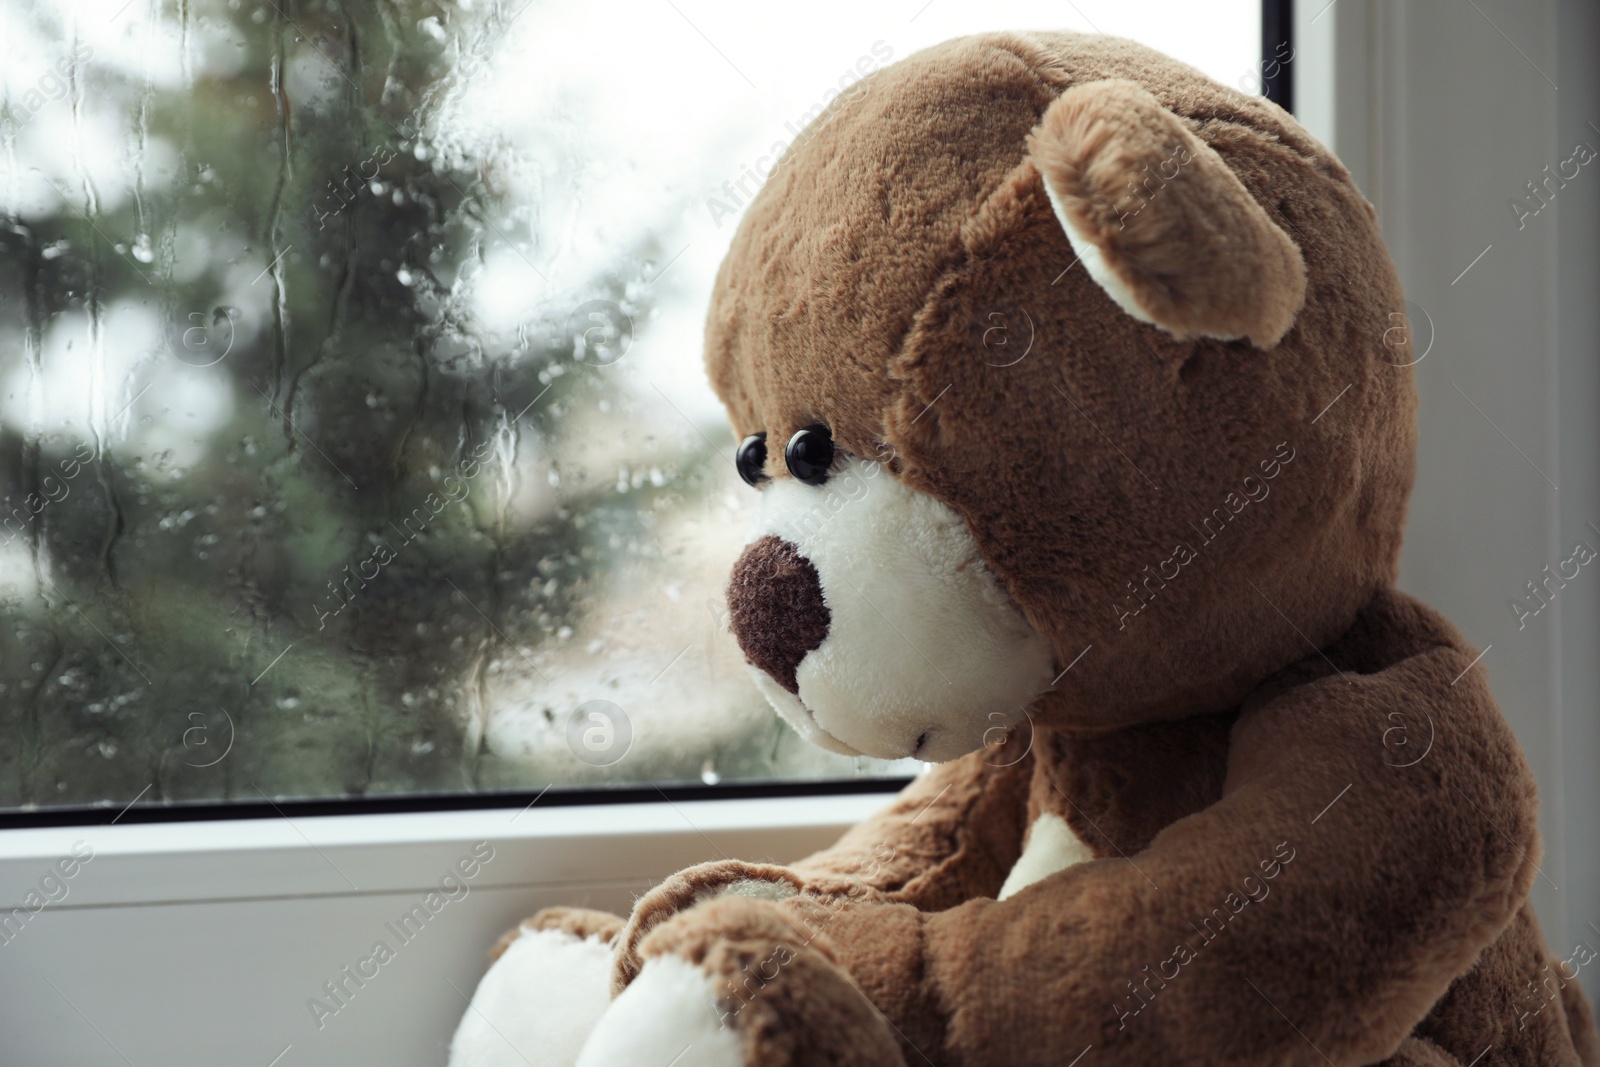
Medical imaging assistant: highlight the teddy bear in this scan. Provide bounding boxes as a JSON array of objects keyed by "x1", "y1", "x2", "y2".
[{"x1": 449, "y1": 30, "x2": 1600, "y2": 1067}]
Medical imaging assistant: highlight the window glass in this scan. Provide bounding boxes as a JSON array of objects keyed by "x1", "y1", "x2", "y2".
[{"x1": 0, "y1": 0, "x2": 1258, "y2": 812}]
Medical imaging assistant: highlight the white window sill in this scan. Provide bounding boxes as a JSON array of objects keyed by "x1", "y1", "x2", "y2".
[{"x1": 0, "y1": 791, "x2": 893, "y2": 1067}]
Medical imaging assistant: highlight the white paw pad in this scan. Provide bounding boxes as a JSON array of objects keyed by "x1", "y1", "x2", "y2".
[
  {"x1": 448, "y1": 927, "x2": 614, "y2": 1067},
  {"x1": 576, "y1": 955, "x2": 744, "y2": 1067}
]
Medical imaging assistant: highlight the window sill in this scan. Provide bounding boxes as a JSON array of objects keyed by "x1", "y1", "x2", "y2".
[{"x1": 0, "y1": 790, "x2": 895, "y2": 1066}]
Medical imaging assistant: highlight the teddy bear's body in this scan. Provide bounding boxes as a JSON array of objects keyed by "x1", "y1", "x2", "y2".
[
  {"x1": 451, "y1": 31, "x2": 1600, "y2": 1066},
  {"x1": 759, "y1": 587, "x2": 1596, "y2": 1064}
]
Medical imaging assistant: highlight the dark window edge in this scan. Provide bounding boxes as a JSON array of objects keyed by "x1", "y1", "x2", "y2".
[
  {"x1": 1263, "y1": 0, "x2": 1295, "y2": 112},
  {"x1": 0, "y1": 777, "x2": 914, "y2": 830}
]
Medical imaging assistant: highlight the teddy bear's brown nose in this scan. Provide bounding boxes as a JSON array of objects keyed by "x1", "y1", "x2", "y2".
[{"x1": 726, "y1": 535, "x2": 831, "y2": 694}]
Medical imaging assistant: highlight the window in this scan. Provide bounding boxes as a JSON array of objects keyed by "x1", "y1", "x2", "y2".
[{"x1": 0, "y1": 0, "x2": 1262, "y2": 816}]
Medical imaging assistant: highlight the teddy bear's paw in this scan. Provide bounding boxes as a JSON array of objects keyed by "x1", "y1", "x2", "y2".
[
  {"x1": 612, "y1": 859, "x2": 804, "y2": 993},
  {"x1": 523, "y1": 906, "x2": 625, "y2": 946},
  {"x1": 574, "y1": 953, "x2": 745, "y2": 1067},
  {"x1": 588, "y1": 895, "x2": 907, "y2": 1067},
  {"x1": 485, "y1": 907, "x2": 622, "y2": 963},
  {"x1": 448, "y1": 925, "x2": 614, "y2": 1067}
]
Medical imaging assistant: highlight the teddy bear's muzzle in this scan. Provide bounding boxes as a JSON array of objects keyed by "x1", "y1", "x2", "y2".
[{"x1": 720, "y1": 454, "x2": 1057, "y2": 762}]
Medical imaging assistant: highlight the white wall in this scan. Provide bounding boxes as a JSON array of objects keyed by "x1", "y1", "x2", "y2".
[{"x1": 1296, "y1": 0, "x2": 1600, "y2": 969}]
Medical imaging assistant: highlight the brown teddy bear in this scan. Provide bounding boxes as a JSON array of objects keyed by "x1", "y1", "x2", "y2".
[{"x1": 450, "y1": 31, "x2": 1600, "y2": 1067}]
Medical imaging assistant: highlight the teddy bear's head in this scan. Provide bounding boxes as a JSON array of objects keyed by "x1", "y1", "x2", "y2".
[{"x1": 710, "y1": 32, "x2": 1415, "y2": 762}]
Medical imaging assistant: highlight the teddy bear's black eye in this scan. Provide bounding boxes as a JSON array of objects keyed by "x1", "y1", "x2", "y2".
[
  {"x1": 736, "y1": 433, "x2": 769, "y2": 487},
  {"x1": 785, "y1": 425, "x2": 834, "y2": 486}
]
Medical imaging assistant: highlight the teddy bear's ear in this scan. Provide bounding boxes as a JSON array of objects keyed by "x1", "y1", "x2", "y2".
[{"x1": 1027, "y1": 80, "x2": 1307, "y2": 349}]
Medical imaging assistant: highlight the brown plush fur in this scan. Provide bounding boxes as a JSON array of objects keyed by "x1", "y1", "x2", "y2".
[
  {"x1": 611, "y1": 859, "x2": 805, "y2": 994},
  {"x1": 489, "y1": 906, "x2": 623, "y2": 961},
  {"x1": 509, "y1": 30, "x2": 1596, "y2": 1066}
]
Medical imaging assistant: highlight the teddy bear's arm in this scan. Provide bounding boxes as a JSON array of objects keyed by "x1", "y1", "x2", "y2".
[
  {"x1": 786, "y1": 743, "x2": 1034, "y2": 907},
  {"x1": 785, "y1": 642, "x2": 1540, "y2": 1065},
  {"x1": 608, "y1": 749, "x2": 1033, "y2": 993}
]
